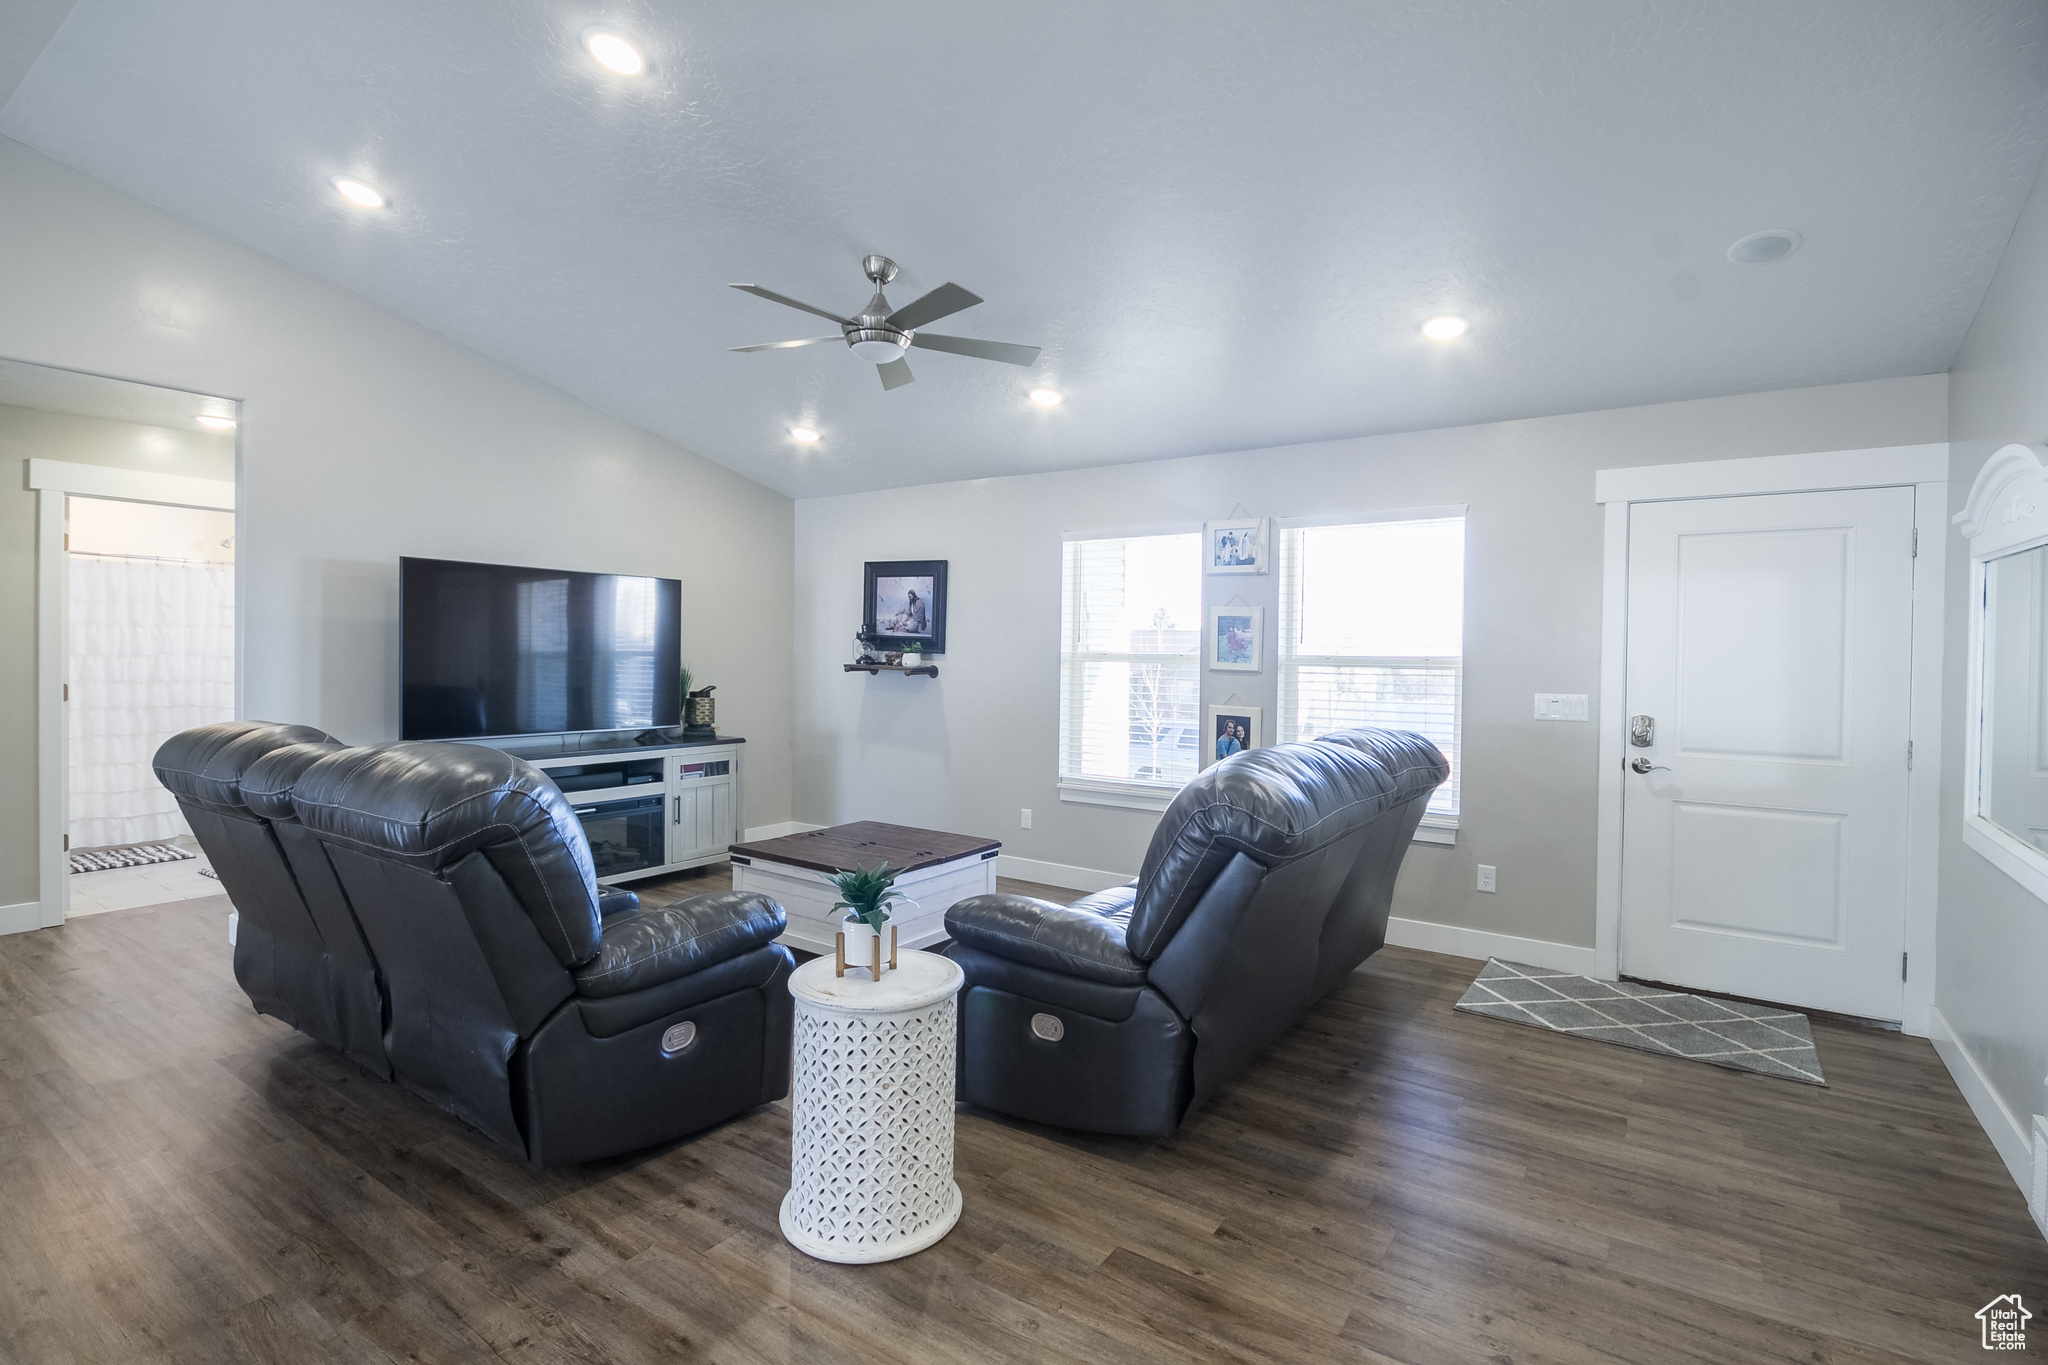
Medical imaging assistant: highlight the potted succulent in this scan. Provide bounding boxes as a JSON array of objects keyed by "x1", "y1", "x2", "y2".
[
  {"x1": 828, "y1": 862, "x2": 913, "y2": 976},
  {"x1": 900, "y1": 641, "x2": 923, "y2": 668}
]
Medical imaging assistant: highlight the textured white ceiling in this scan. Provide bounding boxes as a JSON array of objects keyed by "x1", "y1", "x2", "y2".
[{"x1": 4, "y1": 1, "x2": 2046, "y2": 497}]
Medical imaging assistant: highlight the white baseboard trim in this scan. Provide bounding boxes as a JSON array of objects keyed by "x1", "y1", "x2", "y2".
[
  {"x1": 995, "y1": 854, "x2": 1130, "y2": 894},
  {"x1": 0, "y1": 900, "x2": 43, "y2": 936},
  {"x1": 1382, "y1": 916, "x2": 1599, "y2": 976},
  {"x1": 742, "y1": 821, "x2": 823, "y2": 843},
  {"x1": 1927, "y1": 1005, "x2": 2035, "y2": 1200}
]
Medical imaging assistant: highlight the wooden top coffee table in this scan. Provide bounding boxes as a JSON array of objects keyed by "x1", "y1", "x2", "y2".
[{"x1": 728, "y1": 821, "x2": 1001, "y2": 956}]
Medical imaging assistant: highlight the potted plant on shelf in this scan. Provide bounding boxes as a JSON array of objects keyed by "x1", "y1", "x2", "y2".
[
  {"x1": 900, "y1": 641, "x2": 923, "y2": 669},
  {"x1": 828, "y1": 862, "x2": 913, "y2": 977}
]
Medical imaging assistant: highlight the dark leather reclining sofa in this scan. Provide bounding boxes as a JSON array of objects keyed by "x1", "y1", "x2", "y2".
[
  {"x1": 942, "y1": 728, "x2": 1447, "y2": 1137},
  {"x1": 156, "y1": 721, "x2": 793, "y2": 1165}
]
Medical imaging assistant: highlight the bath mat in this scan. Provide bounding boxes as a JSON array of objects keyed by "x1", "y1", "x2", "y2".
[
  {"x1": 69, "y1": 842, "x2": 197, "y2": 875},
  {"x1": 1454, "y1": 958, "x2": 1824, "y2": 1085}
]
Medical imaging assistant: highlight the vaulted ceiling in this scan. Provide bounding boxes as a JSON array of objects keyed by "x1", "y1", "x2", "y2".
[{"x1": 4, "y1": 1, "x2": 2046, "y2": 497}]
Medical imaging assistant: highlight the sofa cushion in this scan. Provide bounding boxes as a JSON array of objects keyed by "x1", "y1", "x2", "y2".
[
  {"x1": 573, "y1": 891, "x2": 786, "y2": 998},
  {"x1": 944, "y1": 889, "x2": 1149, "y2": 986}
]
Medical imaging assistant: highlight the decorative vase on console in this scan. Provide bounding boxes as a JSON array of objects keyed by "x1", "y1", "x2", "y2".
[{"x1": 828, "y1": 862, "x2": 915, "y2": 979}]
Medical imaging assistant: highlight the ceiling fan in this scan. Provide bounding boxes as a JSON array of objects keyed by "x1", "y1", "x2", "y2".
[{"x1": 729, "y1": 255, "x2": 1040, "y2": 390}]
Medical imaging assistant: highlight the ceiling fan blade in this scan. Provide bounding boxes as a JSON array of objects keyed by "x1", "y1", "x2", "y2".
[
  {"x1": 729, "y1": 336, "x2": 842, "y2": 353},
  {"x1": 729, "y1": 284, "x2": 854, "y2": 326},
  {"x1": 886, "y1": 282, "x2": 982, "y2": 331},
  {"x1": 878, "y1": 358, "x2": 915, "y2": 390},
  {"x1": 909, "y1": 333, "x2": 1041, "y2": 367}
]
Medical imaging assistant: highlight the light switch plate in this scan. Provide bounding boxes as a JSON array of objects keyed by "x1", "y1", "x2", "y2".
[{"x1": 1533, "y1": 693, "x2": 1589, "y2": 722}]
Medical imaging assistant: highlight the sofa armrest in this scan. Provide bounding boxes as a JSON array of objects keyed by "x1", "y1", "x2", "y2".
[
  {"x1": 944, "y1": 891, "x2": 1148, "y2": 985},
  {"x1": 574, "y1": 891, "x2": 786, "y2": 998},
  {"x1": 598, "y1": 888, "x2": 641, "y2": 919}
]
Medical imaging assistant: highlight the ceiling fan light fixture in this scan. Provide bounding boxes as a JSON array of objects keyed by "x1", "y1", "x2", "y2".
[
  {"x1": 331, "y1": 177, "x2": 386, "y2": 209},
  {"x1": 1421, "y1": 315, "x2": 1469, "y2": 341},
  {"x1": 1028, "y1": 388, "x2": 1062, "y2": 407},
  {"x1": 848, "y1": 336, "x2": 908, "y2": 363},
  {"x1": 789, "y1": 426, "x2": 820, "y2": 444},
  {"x1": 195, "y1": 414, "x2": 237, "y2": 430},
  {"x1": 583, "y1": 29, "x2": 645, "y2": 75}
]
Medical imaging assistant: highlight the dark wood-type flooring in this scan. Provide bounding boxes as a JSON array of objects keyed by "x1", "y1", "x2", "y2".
[{"x1": 2, "y1": 867, "x2": 2043, "y2": 1364}]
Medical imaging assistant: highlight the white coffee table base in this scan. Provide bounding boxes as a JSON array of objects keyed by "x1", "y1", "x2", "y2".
[{"x1": 781, "y1": 951, "x2": 965, "y2": 1265}]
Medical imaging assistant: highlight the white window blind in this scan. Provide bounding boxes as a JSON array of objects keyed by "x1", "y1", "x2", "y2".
[
  {"x1": 1278, "y1": 517, "x2": 1464, "y2": 820},
  {"x1": 1059, "y1": 531, "x2": 1202, "y2": 806}
]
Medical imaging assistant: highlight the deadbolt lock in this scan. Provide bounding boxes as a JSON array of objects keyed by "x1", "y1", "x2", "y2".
[{"x1": 1629, "y1": 715, "x2": 1655, "y2": 748}]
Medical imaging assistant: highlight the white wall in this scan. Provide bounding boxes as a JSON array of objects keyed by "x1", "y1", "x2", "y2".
[
  {"x1": 0, "y1": 136, "x2": 796, "y2": 912},
  {"x1": 1941, "y1": 155, "x2": 2048, "y2": 1165},
  {"x1": 794, "y1": 373, "x2": 1948, "y2": 950}
]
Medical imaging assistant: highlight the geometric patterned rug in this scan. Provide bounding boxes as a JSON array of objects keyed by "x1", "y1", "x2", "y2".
[
  {"x1": 1454, "y1": 958, "x2": 1825, "y2": 1085},
  {"x1": 68, "y1": 842, "x2": 197, "y2": 874}
]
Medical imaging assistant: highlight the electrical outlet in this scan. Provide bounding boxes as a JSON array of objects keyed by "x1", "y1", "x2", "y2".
[
  {"x1": 1020, "y1": 808, "x2": 1033, "y2": 829},
  {"x1": 1476, "y1": 864, "x2": 1497, "y2": 893}
]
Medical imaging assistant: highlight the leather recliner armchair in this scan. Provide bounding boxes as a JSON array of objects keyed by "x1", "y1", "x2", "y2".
[
  {"x1": 155, "y1": 721, "x2": 391, "y2": 1077},
  {"x1": 942, "y1": 728, "x2": 1447, "y2": 1137},
  {"x1": 287, "y1": 740, "x2": 793, "y2": 1166}
]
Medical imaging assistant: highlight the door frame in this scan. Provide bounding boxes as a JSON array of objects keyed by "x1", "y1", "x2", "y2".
[
  {"x1": 29, "y1": 458, "x2": 238, "y2": 931},
  {"x1": 1592, "y1": 443, "x2": 1948, "y2": 1035}
]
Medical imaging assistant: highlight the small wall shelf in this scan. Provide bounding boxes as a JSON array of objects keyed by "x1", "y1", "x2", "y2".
[{"x1": 845, "y1": 663, "x2": 939, "y2": 678}]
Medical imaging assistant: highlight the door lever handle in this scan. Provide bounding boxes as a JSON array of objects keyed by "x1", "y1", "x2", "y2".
[{"x1": 1629, "y1": 758, "x2": 1670, "y2": 774}]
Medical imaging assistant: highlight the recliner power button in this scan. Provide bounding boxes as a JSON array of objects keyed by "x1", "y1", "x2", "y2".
[
  {"x1": 661, "y1": 1021, "x2": 698, "y2": 1054},
  {"x1": 1030, "y1": 1013, "x2": 1064, "y2": 1042}
]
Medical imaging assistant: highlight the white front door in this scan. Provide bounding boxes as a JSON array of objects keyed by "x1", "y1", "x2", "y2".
[{"x1": 1619, "y1": 486, "x2": 1916, "y2": 1020}]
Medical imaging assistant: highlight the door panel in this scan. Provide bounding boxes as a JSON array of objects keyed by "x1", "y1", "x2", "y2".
[
  {"x1": 1676, "y1": 528, "x2": 1849, "y2": 760},
  {"x1": 1621, "y1": 486, "x2": 1914, "y2": 1020}
]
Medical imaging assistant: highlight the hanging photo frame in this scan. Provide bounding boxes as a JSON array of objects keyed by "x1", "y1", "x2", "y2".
[
  {"x1": 1208, "y1": 606, "x2": 1263, "y2": 672},
  {"x1": 1205, "y1": 704, "x2": 1263, "y2": 767},
  {"x1": 863, "y1": 559, "x2": 948, "y2": 654},
  {"x1": 1204, "y1": 517, "x2": 1269, "y2": 575}
]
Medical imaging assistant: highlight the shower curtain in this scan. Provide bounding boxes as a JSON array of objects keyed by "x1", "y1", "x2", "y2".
[{"x1": 68, "y1": 554, "x2": 235, "y2": 850}]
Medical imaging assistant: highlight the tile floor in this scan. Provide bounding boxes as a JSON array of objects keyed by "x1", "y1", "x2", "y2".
[{"x1": 65, "y1": 839, "x2": 221, "y2": 917}]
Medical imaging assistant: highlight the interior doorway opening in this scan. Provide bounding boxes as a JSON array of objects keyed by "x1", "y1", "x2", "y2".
[
  {"x1": 2, "y1": 355, "x2": 240, "y2": 933},
  {"x1": 63, "y1": 496, "x2": 237, "y2": 915}
]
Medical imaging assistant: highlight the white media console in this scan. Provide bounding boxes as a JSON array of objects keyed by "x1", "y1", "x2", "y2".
[{"x1": 486, "y1": 734, "x2": 743, "y2": 885}]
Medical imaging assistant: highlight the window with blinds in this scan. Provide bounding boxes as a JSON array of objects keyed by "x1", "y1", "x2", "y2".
[
  {"x1": 1059, "y1": 531, "x2": 1203, "y2": 804},
  {"x1": 1278, "y1": 516, "x2": 1464, "y2": 821}
]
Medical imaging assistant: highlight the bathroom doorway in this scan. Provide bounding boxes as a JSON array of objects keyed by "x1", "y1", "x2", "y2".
[{"x1": 63, "y1": 496, "x2": 236, "y2": 915}]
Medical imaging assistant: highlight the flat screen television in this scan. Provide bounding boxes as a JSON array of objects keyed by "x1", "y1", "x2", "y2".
[{"x1": 400, "y1": 556, "x2": 682, "y2": 740}]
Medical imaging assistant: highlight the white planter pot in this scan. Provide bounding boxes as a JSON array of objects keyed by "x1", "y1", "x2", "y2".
[{"x1": 840, "y1": 913, "x2": 892, "y2": 976}]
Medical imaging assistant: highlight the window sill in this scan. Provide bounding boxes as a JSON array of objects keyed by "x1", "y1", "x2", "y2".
[
  {"x1": 1057, "y1": 778, "x2": 1183, "y2": 813},
  {"x1": 1414, "y1": 816, "x2": 1458, "y2": 846}
]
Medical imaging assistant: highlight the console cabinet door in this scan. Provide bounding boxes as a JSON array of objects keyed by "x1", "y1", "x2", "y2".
[{"x1": 667, "y1": 752, "x2": 738, "y2": 863}]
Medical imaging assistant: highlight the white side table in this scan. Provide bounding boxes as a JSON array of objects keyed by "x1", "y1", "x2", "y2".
[{"x1": 780, "y1": 949, "x2": 965, "y2": 1264}]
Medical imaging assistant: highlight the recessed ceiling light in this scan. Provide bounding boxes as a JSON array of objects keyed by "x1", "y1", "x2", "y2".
[
  {"x1": 1421, "y1": 316, "x2": 1468, "y2": 341},
  {"x1": 1028, "y1": 388, "x2": 1062, "y2": 407},
  {"x1": 583, "y1": 29, "x2": 645, "y2": 75},
  {"x1": 1727, "y1": 229, "x2": 1802, "y2": 265},
  {"x1": 789, "y1": 426, "x2": 820, "y2": 443},
  {"x1": 195, "y1": 414, "x2": 237, "y2": 430},
  {"x1": 331, "y1": 177, "x2": 386, "y2": 209}
]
